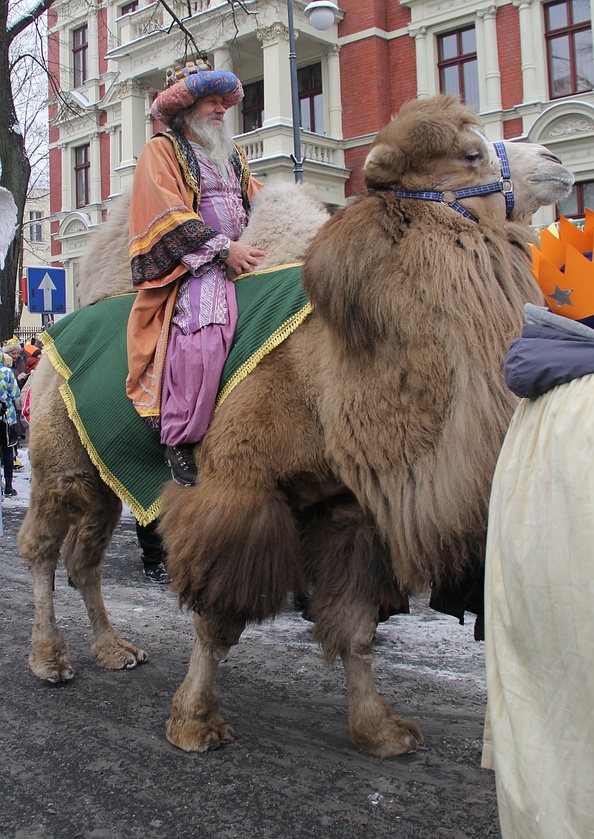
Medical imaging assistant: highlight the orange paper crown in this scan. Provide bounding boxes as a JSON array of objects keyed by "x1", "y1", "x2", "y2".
[{"x1": 530, "y1": 208, "x2": 594, "y2": 322}]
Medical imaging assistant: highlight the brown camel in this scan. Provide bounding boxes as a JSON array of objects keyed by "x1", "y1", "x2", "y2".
[{"x1": 18, "y1": 96, "x2": 573, "y2": 758}]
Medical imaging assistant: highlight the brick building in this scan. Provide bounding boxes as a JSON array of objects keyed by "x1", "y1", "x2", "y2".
[{"x1": 47, "y1": 0, "x2": 594, "y2": 313}]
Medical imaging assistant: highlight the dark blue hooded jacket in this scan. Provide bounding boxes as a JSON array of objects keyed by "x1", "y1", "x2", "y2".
[{"x1": 504, "y1": 304, "x2": 594, "y2": 398}]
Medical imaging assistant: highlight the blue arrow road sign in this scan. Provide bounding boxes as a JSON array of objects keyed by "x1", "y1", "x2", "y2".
[{"x1": 27, "y1": 266, "x2": 67, "y2": 314}]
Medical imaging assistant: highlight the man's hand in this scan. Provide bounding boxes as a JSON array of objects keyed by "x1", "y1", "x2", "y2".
[{"x1": 224, "y1": 241, "x2": 266, "y2": 276}]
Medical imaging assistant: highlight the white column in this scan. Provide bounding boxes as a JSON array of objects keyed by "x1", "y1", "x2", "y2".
[
  {"x1": 90, "y1": 131, "x2": 101, "y2": 204},
  {"x1": 213, "y1": 44, "x2": 232, "y2": 73},
  {"x1": 257, "y1": 23, "x2": 293, "y2": 128},
  {"x1": 109, "y1": 128, "x2": 119, "y2": 195},
  {"x1": 213, "y1": 44, "x2": 240, "y2": 135},
  {"x1": 57, "y1": 23, "x2": 66, "y2": 92},
  {"x1": 87, "y1": 5, "x2": 100, "y2": 80},
  {"x1": 116, "y1": 79, "x2": 149, "y2": 187},
  {"x1": 513, "y1": 0, "x2": 539, "y2": 102},
  {"x1": 410, "y1": 27, "x2": 429, "y2": 99},
  {"x1": 60, "y1": 144, "x2": 70, "y2": 213},
  {"x1": 326, "y1": 44, "x2": 342, "y2": 138},
  {"x1": 477, "y1": 5, "x2": 502, "y2": 111}
]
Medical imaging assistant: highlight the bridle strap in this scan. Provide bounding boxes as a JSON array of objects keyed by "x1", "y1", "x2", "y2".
[
  {"x1": 493, "y1": 141, "x2": 514, "y2": 217},
  {"x1": 388, "y1": 142, "x2": 515, "y2": 223}
]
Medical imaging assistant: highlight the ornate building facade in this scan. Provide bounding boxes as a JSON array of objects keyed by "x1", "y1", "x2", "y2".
[{"x1": 46, "y1": 0, "x2": 594, "y2": 313}]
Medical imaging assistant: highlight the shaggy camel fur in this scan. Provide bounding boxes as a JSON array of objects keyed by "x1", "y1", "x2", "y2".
[{"x1": 18, "y1": 96, "x2": 574, "y2": 758}]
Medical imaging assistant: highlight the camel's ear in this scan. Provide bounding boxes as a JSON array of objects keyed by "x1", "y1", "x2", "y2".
[{"x1": 363, "y1": 142, "x2": 407, "y2": 186}]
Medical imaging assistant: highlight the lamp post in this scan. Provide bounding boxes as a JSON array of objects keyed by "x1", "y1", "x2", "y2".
[{"x1": 287, "y1": 0, "x2": 339, "y2": 182}]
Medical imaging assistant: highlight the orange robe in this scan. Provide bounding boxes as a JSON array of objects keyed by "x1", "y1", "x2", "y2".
[{"x1": 126, "y1": 130, "x2": 261, "y2": 422}]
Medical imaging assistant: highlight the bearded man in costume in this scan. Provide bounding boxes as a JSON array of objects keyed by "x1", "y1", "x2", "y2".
[{"x1": 126, "y1": 62, "x2": 265, "y2": 486}]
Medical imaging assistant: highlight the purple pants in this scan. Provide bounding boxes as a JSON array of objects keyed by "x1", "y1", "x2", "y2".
[{"x1": 160, "y1": 285, "x2": 238, "y2": 447}]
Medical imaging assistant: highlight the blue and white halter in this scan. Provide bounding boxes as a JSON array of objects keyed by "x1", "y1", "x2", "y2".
[{"x1": 389, "y1": 140, "x2": 514, "y2": 223}]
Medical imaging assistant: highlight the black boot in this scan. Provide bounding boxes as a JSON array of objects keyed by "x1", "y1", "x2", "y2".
[
  {"x1": 136, "y1": 519, "x2": 171, "y2": 584},
  {"x1": 165, "y1": 443, "x2": 198, "y2": 486}
]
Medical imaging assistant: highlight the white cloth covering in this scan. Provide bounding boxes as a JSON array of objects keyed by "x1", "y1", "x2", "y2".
[{"x1": 483, "y1": 374, "x2": 594, "y2": 838}]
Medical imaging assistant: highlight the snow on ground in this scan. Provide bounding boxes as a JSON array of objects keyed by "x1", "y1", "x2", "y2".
[{"x1": 1, "y1": 443, "x2": 486, "y2": 689}]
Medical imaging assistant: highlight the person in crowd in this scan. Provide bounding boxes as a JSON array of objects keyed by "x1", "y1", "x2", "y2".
[
  {"x1": 126, "y1": 57, "x2": 265, "y2": 486},
  {"x1": 2, "y1": 338, "x2": 29, "y2": 464},
  {"x1": 2, "y1": 338, "x2": 28, "y2": 389},
  {"x1": 482, "y1": 217, "x2": 594, "y2": 838},
  {"x1": 23, "y1": 339, "x2": 42, "y2": 375},
  {"x1": 0, "y1": 360, "x2": 20, "y2": 497}
]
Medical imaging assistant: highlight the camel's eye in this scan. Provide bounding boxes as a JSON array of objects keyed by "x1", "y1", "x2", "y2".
[{"x1": 466, "y1": 150, "x2": 482, "y2": 162}]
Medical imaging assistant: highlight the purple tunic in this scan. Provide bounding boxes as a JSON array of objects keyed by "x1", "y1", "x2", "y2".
[{"x1": 160, "y1": 147, "x2": 248, "y2": 446}]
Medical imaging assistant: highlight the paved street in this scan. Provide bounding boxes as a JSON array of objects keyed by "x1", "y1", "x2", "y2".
[{"x1": 1, "y1": 461, "x2": 499, "y2": 839}]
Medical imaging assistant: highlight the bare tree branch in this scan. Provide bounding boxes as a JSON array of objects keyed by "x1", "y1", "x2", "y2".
[
  {"x1": 157, "y1": 0, "x2": 202, "y2": 57},
  {"x1": 227, "y1": 0, "x2": 256, "y2": 14},
  {"x1": 7, "y1": 0, "x2": 57, "y2": 43}
]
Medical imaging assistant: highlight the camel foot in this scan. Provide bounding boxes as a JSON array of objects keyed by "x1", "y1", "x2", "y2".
[
  {"x1": 352, "y1": 712, "x2": 424, "y2": 757},
  {"x1": 166, "y1": 713, "x2": 234, "y2": 753},
  {"x1": 166, "y1": 684, "x2": 234, "y2": 752},
  {"x1": 93, "y1": 636, "x2": 148, "y2": 670},
  {"x1": 29, "y1": 647, "x2": 75, "y2": 683}
]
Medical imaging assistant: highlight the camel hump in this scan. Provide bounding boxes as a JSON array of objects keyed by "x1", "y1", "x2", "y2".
[
  {"x1": 238, "y1": 182, "x2": 330, "y2": 270},
  {"x1": 76, "y1": 191, "x2": 134, "y2": 308},
  {"x1": 76, "y1": 182, "x2": 330, "y2": 305}
]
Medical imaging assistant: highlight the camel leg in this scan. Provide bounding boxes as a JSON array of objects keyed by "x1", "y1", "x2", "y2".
[
  {"x1": 60, "y1": 489, "x2": 148, "y2": 671},
  {"x1": 21, "y1": 506, "x2": 74, "y2": 683},
  {"x1": 303, "y1": 500, "x2": 424, "y2": 757},
  {"x1": 166, "y1": 611, "x2": 245, "y2": 752},
  {"x1": 341, "y1": 650, "x2": 423, "y2": 757},
  {"x1": 19, "y1": 361, "x2": 146, "y2": 680},
  {"x1": 19, "y1": 477, "x2": 147, "y2": 680}
]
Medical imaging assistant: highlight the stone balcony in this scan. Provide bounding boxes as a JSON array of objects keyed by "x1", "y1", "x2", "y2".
[
  {"x1": 115, "y1": 1, "x2": 165, "y2": 45},
  {"x1": 238, "y1": 124, "x2": 349, "y2": 208}
]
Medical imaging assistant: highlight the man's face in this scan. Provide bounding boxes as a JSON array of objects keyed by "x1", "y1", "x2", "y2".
[
  {"x1": 192, "y1": 95, "x2": 226, "y2": 128},
  {"x1": 183, "y1": 94, "x2": 235, "y2": 163}
]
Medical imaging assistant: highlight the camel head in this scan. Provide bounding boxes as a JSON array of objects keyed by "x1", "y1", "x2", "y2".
[{"x1": 364, "y1": 94, "x2": 574, "y2": 224}]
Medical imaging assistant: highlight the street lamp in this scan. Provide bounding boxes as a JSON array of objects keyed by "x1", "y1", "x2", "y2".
[{"x1": 287, "y1": 0, "x2": 340, "y2": 182}]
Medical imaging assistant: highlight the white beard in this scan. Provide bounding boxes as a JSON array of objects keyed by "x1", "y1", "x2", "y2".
[{"x1": 186, "y1": 113, "x2": 235, "y2": 167}]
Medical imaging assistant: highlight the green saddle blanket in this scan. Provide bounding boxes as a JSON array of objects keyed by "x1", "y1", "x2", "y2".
[{"x1": 41, "y1": 264, "x2": 310, "y2": 525}]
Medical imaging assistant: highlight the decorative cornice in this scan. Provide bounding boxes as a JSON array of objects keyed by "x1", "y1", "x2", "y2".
[
  {"x1": 256, "y1": 23, "x2": 291, "y2": 47},
  {"x1": 547, "y1": 117, "x2": 594, "y2": 138},
  {"x1": 477, "y1": 5, "x2": 497, "y2": 19},
  {"x1": 118, "y1": 79, "x2": 150, "y2": 97}
]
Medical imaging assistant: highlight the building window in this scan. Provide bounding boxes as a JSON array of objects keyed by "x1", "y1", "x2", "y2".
[
  {"x1": 74, "y1": 144, "x2": 90, "y2": 208},
  {"x1": 72, "y1": 24, "x2": 88, "y2": 87},
  {"x1": 28, "y1": 211, "x2": 43, "y2": 242},
  {"x1": 298, "y1": 63, "x2": 324, "y2": 134},
  {"x1": 242, "y1": 80, "x2": 264, "y2": 133},
  {"x1": 545, "y1": 0, "x2": 593, "y2": 98},
  {"x1": 119, "y1": 0, "x2": 138, "y2": 13},
  {"x1": 437, "y1": 27, "x2": 479, "y2": 111},
  {"x1": 558, "y1": 180, "x2": 594, "y2": 218}
]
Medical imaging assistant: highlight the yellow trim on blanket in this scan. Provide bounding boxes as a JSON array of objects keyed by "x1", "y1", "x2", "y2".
[
  {"x1": 40, "y1": 328, "x2": 161, "y2": 525},
  {"x1": 39, "y1": 331, "x2": 73, "y2": 380},
  {"x1": 58, "y1": 380, "x2": 161, "y2": 525},
  {"x1": 215, "y1": 302, "x2": 312, "y2": 410},
  {"x1": 231, "y1": 261, "x2": 304, "y2": 282}
]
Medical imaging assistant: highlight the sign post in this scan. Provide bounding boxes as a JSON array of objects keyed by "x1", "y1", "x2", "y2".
[{"x1": 27, "y1": 266, "x2": 67, "y2": 315}]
